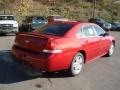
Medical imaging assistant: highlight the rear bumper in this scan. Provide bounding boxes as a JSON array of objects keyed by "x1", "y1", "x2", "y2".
[
  {"x1": 12, "y1": 45, "x2": 68, "y2": 72},
  {"x1": 12, "y1": 46, "x2": 51, "y2": 71}
]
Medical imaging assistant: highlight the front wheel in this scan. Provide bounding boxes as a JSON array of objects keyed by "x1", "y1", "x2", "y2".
[
  {"x1": 106, "y1": 43, "x2": 114, "y2": 57},
  {"x1": 68, "y1": 53, "x2": 84, "y2": 76}
]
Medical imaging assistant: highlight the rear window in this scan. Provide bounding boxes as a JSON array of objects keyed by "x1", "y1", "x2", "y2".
[{"x1": 35, "y1": 24, "x2": 74, "y2": 36}]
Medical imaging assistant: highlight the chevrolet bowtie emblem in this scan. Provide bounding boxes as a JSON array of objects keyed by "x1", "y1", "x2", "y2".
[{"x1": 25, "y1": 40, "x2": 30, "y2": 43}]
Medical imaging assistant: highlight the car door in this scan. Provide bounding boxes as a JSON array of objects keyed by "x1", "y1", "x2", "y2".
[
  {"x1": 81, "y1": 25, "x2": 101, "y2": 61},
  {"x1": 93, "y1": 25, "x2": 111, "y2": 55}
]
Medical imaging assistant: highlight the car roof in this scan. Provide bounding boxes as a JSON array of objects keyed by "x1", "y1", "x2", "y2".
[
  {"x1": 0, "y1": 14, "x2": 14, "y2": 16},
  {"x1": 51, "y1": 21, "x2": 95, "y2": 26}
]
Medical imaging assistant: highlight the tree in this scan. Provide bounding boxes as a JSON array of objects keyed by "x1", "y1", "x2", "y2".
[
  {"x1": 0, "y1": 0, "x2": 15, "y2": 13},
  {"x1": 15, "y1": 0, "x2": 34, "y2": 16}
]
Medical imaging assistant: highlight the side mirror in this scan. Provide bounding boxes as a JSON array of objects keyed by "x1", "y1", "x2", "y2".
[
  {"x1": 105, "y1": 32, "x2": 109, "y2": 36},
  {"x1": 100, "y1": 32, "x2": 109, "y2": 37}
]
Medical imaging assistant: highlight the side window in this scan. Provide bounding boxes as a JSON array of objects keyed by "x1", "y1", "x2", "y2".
[
  {"x1": 83, "y1": 26, "x2": 95, "y2": 37},
  {"x1": 93, "y1": 25, "x2": 105, "y2": 36}
]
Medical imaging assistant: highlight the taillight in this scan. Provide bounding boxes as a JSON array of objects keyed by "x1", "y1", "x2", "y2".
[
  {"x1": 43, "y1": 40, "x2": 62, "y2": 53},
  {"x1": 43, "y1": 49, "x2": 62, "y2": 53},
  {"x1": 44, "y1": 40, "x2": 54, "y2": 50}
]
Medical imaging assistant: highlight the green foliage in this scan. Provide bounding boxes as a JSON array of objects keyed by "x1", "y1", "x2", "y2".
[
  {"x1": 15, "y1": 0, "x2": 34, "y2": 16},
  {"x1": 1, "y1": 0, "x2": 15, "y2": 3}
]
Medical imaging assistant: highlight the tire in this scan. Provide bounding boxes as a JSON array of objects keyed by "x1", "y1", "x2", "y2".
[
  {"x1": 117, "y1": 28, "x2": 120, "y2": 31},
  {"x1": 3, "y1": 33, "x2": 6, "y2": 36},
  {"x1": 68, "y1": 53, "x2": 84, "y2": 76},
  {"x1": 0, "y1": 33, "x2": 2, "y2": 36},
  {"x1": 0, "y1": 32, "x2": 6, "y2": 36},
  {"x1": 106, "y1": 43, "x2": 114, "y2": 57}
]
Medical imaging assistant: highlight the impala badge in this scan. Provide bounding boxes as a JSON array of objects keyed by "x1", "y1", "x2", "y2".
[{"x1": 25, "y1": 40, "x2": 30, "y2": 43}]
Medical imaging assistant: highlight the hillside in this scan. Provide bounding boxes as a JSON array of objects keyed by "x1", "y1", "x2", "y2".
[{"x1": 0, "y1": 0, "x2": 120, "y2": 23}]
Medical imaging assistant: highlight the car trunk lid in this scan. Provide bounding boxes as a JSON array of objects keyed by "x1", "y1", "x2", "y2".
[{"x1": 15, "y1": 32, "x2": 50, "y2": 52}]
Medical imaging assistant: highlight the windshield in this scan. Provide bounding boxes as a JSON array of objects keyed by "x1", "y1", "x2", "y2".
[
  {"x1": 0, "y1": 16, "x2": 15, "y2": 20},
  {"x1": 35, "y1": 24, "x2": 74, "y2": 36},
  {"x1": 33, "y1": 17, "x2": 45, "y2": 21},
  {"x1": 100, "y1": 19, "x2": 106, "y2": 23}
]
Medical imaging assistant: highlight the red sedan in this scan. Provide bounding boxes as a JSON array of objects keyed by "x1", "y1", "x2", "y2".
[{"x1": 12, "y1": 21, "x2": 115, "y2": 76}]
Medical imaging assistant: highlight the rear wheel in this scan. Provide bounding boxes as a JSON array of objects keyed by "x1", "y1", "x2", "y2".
[{"x1": 68, "y1": 53, "x2": 84, "y2": 76}]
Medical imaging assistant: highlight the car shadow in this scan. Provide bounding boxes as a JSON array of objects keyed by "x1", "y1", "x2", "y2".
[
  {"x1": 0, "y1": 50, "x2": 70, "y2": 84},
  {"x1": 0, "y1": 50, "x2": 31, "y2": 84}
]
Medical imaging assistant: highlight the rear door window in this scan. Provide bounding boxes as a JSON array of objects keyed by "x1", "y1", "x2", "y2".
[{"x1": 82, "y1": 25, "x2": 95, "y2": 37}]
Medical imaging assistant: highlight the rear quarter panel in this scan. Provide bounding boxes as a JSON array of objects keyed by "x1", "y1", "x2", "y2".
[{"x1": 50, "y1": 36, "x2": 86, "y2": 70}]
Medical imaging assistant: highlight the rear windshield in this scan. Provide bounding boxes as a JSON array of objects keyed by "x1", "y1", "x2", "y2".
[
  {"x1": 0, "y1": 16, "x2": 15, "y2": 20},
  {"x1": 35, "y1": 24, "x2": 74, "y2": 36}
]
